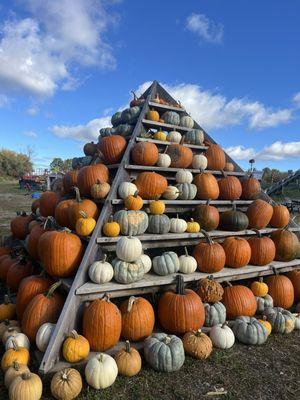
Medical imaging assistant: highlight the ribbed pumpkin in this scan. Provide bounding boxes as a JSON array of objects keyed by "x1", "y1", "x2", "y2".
[
  {"x1": 68, "y1": 187, "x2": 98, "y2": 229},
  {"x1": 10, "y1": 212, "x2": 33, "y2": 239},
  {"x1": 224, "y1": 162, "x2": 234, "y2": 172},
  {"x1": 39, "y1": 191, "x2": 61, "y2": 217},
  {"x1": 222, "y1": 237, "x2": 251, "y2": 268},
  {"x1": 219, "y1": 205, "x2": 249, "y2": 231},
  {"x1": 266, "y1": 274, "x2": 294, "y2": 309},
  {"x1": 63, "y1": 170, "x2": 78, "y2": 194},
  {"x1": 91, "y1": 180, "x2": 110, "y2": 199},
  {"x1": 131, "y1": 142, "x2": 159, "y2": 166},
  {"x1": 0, "y1": 295, "x2": 16, "y2": 321},
  {"x1": 193, "y1": 231, "x2": 226, "y2": 273},
  {"x1": 206, "y1": 144, "x2": 225, "y2": 170},
  {"x1": 0, "y1": 256, "x2": 18, "y2": 282},
  {"x1": 21, "y1": 282, "x2": 64, "y2": 342},
  {"x1": 270, "y1": 228, "x2": 299, "y2": 261},
  {"x1": 54, "y1": 199, "x2": 74, "y2": 228},
  {"x1": 84, "y1": 141, "x2": 98, "y2": 156},
  {"x1": 241, "y1": 174, "x2": 261, "y2": 199},
  {"x1": 16, "y1": 275, "x2": 53, "y2": 320},
  {"x1": 287, "y1": 270, "x2": 300, "y2": 303},
  {"x1": 218, "y1": 173, "x2": 242, "y2": 200},
  {"x1": 197, "y1": 277, "x2": 224, "y2": 303},
  {"x1": 158, "y1": 276, "x2": 205, "y2": 334},
  {"x1": 222, "y1": 283, "x2": 257, "y2": 319},
  {"x1": 77, "y1": 163, "x2": 109, "y2": 197},
  {"x1": 193, "y1": 173, "x2": 219, "y2": 200},
  {"x1": 246, "y1": 199, "x2": 273, "y2": 229},
  {"x1": 135, "y1": 172, "x2": 168, "y2": 199},
  {"x1": 38, "y1": 230, "x2": 83, "y2": 277},
  {"x1": 6, "y1": 259, "x2": 33, "y2": 293},
  {"x1": 98, "y1": 135, "x2": 127, "y2": 164},
  {"x1": 248, "y1": 231, "x2": 276, "y2": 266},
  {"x1": 120, "y1": 296, "x2": 155, "y2": 341},
  {"x1": 166, "y1": 144, "x2": 193, "y2": 168},
  {"x1": 62, "y1": 330, "x2": 90, "y2": 363},
  {"x1": 124, "y1": 191, "x2": 143, "y2": 211},
  {"x1": 83, "y1": 295, "x2": 121, "y2": 351},
  {"x1": 115, "y1": 340, "x2": 142, "y2": 377},
  {"x1": 192, "y1": 200, "x2": 219, "y2": 231},
  {"x1": 28, "y1": 221, "x2": 53, "y2": 260},
  {"x1": 270, "y1": 205, "x2": 290, "y2": 228}
]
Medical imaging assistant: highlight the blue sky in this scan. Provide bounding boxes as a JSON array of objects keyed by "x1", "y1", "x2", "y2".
[{"x1": 0, "y1": 0, "x2": 299, "y2": 171}]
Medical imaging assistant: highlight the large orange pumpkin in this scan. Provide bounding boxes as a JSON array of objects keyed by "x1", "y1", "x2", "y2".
[
  {"x1": 266, "y1": 274, "x2": 294, "y2": 309},
  {"x1": 98, "y1": 135, "x2": 127, "y2": 164},
  {"x1": 131, "y1": 142, "x2": 159, "y2": 166},
  {"x1": 39, "y1": 191, "x2": 61, "y2": 217},
  {"x1": 77, "y1": 164, "x2": 109, "y2": 197},
  {"x1": 16, "y1": 275, "x2": 53, "y2": 320},
  {"x1": 28, "y1": 221, "x2": 53, "y2": 260},
  {"x1": 68, "y1": 188, "x2": 98, "y2": 230},
  {"x1": 222, "y1": 283, "x2": 257, "y2": 319},
  {"x1": 206, "y1": 144, "x2": 226, "y2": 170},
  {"x1": 135, "y1": 172, "x2": 168, "y2": 199},
  {"x1": 21, "y1": 282, "x2": 64, "y2": 343},
  {"x1": 0, "y1": 256, "x2": 18, "y2": 282},
  {"x1": 83, "y1": 295, "x2": 121, "y2": 351},
  {"x1": 10, "y1": 212, "x2": 33, "y2": 239},
  {"x1": 6, "y1": 259, "x2": 34, "y2": 292},
  {"x1": 166, "y1": 144, "x2": 193, "y2": 168},
  {"x1": 270, "y1": 229, "x2": 299, "y2": 261},
  {"x1": 55, "y1": 199, "x2": 75, "y2": 228},
  {"x1": 63, "y1": 170, "x2": 78, "y2": 194},
  {"x1": 287, "y1": 270, "x2": 300, "y2": 303},
  {"x1": 222, "y1": 237, "x2": 251, "y2": 268},
  {"x1": 246, "y1": 199, "x2": 273, "y2": 229},
  {"x1": 38, "y1": 230, "x2": 83, "y2": 277},
  {"x1": 248, "y1": 231, "x2": 276, "y2": 266},
  {"x1": 192, "y1": 200, "x2": 219, "y2": 231},
  {"x1": 270, "y1": 205, "x2": 290, "y2": 228},
  {"x1": 218, "y1": 174, "x2": 242, "y2": 200},
  {"x1": 193, "y1": 231, "x2": 226, "y2": 273},
  {"x1": 158, "y1": 276, "x2": 205, "y2": 334},
  {"x1": 193, "y1": 173, "x2": 219, "y2": 200},
  {"x1": 241, "y1": 175, "x2": 261, "y2": 199},
  {"x1": 120, "y1": 296, "x2": 155, "y2": 341}
]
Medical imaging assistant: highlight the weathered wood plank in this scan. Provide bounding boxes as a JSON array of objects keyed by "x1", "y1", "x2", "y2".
[
  {"x1": 135, "y1": 137, "x2": 208, "y2": 150},
  {"x1": 142, "y1": 119, "x2": 193, "y2": 132},
  {"x1": 111, "y1": 199, "x2": 253, "y2": 205},
  {"x1": 148, "y1": 101, "x2": 186, "y2": 112},
  {"x1": 125, "y1": 164, "x2": 246, "y2": 176}
]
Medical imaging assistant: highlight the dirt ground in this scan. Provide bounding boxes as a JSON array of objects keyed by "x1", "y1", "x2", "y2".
[{"x1": 0, "y1": 181, "x2": 300, "y2": 400}]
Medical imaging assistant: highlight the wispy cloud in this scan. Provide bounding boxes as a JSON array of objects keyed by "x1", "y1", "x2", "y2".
[
  {"x1": 26, "y1": 106, "x2": 39, "y2": 116},
  {"x1": 0, "y1": 94, "x2": 10, "y2": 107},
  {"x1": 23, "y1": 130, "x2": 38, "y2": 138},
  {"x1": 186, "y1": 13, "x2": 223, "y2": 44}
]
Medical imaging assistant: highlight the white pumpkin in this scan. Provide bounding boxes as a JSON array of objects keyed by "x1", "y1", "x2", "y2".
[
  {"x1": 5, "y1": 333, "x2": 30, "y2": 351},
  {"x1": 2, "y1": 327, "x2": 21, "y2": 345},
  {"x1": 89, "y1": 255, "x2": 114, "y2": 284},
  {"x1": 36, "y1": 323, "x2": 56, "y2": 352},
  {"x1": 85, "y1": 353, "x2": 118, "y2": 389},
  {"x1": 157, "y1": 153, "x2": 171, "y2": 168},
  {"x1": 179, "y1": 248, "x2": 197, "y2": 274},
  {"x1": 162, "y1": 186, "x2": 180, "y2": 200},
  {"x1": 136, "y1": 254, "x2": 152, "y2": 274},
  {"x1": 294, "y1": 314, "x2": 300, "y2": 330},
  {"x1": 175, "y1": 169, "x2": 193, "y2": 184},
  {"x1": 118, "y1": 182, "x2": 137, "y2": 199},
  {"x1": 192, "y1": 154, "x2": 208, "y2": 170},
  {"x1": 167, "y1": 130, "x2": 182, "y2": 143},
  {"x1": 170, "y1": 216, "x2": 187, "y2": 233},
  {"x1": 116, "y1": 236, "x2": 142, "y2": 262},
  {"x1": 210, "y1": 323, "x2": 235, "y2": 349},
  {"x1": 180, "y1": 115, "x2": 194, "y2": 128}
]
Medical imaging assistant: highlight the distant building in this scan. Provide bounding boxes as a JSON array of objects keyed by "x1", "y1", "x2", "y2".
[{"x1": 252, "y1": 170, "x2": 264, "y2": 181}]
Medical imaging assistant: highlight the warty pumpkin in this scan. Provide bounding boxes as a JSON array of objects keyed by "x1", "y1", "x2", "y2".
[
  {"x1": 241, "y1": 174, "x2": 261, "y2": 200},
  {"x1": 248, "y1": 230, "x2": 276, "y2": 266},
  {"x1": 206, "y1": 144, "x2": 226, "y2": 170},
  {"x1": 193, "y1": 172, "x2": 219, "y2": 200},
  {"x1": 51, "y1": 368, "x2": 83, "y2": 400},
  {"x1": 246, "y1": 199, "x2": 273, "y2": 229},
  {"x1": 218, "y1": 173, "x2": 242, "y2": 200},
  {"x1": 131, "y1": 142, "x2": 159, "y2": 166},
  {"x1": 287, "y1": 270, "x2": 300, "y2": 303},
  {"x1": 0, "y1": 295, "x2": 16, "y2": 321},
  {"x1": 166, "y1": 144, "x2": 193, "y2": 168},
  {"x1": 21, "y1": 281, "x2": 64, "y2": 343},
  {"x1": 10, "y1": 212, "x2": 33, "y2": 239},
  {"x1": 197, "y1": 276, "x2": 224, "y2": 303},
  {"x1": 63, "y1": 170, "x2": 78, "y2": 194},
  {"x1": 193, "y1": 231, "x2": 226, "y2": 273},
  {"x1": 222, "y1": 283, "x2": 257, "y2": 319},
  {"x1": 266, "y1": 274, "x2": 294, "y2": 309},
  {"x1": 158, "y1": 275, "x2": 205, "y2": 334},
  {"x1": 270, "y1": 205, "x2": 290, "y2": 228},
  {"x1": 115, "y1": 340, "x2": 142, "y2": 377},
  {"x1": 39, "y1": 191, "x2": 61, "y2": 217},
  {"x1": 62, "y1": 330, "x2": 90, "y2": 363},
  {"x1": 68, "y1": 187, "x2": 98, "y2": 229},
  {"x1": 270, "y1": 228, "x2": 299, "y2": 261},
  {"x1": 77, "y1": 163, "x2": 109, "y2": 197},
  {"x1": 192, "y1": 200, "x2": 220, "y2": 231},
  {"x1": 222, "y1": 237, "x2": 251, "y2": 268},
  {"x1": 135, "y1": 171, "x2": 168, "y2": 199},
  {"x1": 98, "y1": 134, "x2": 127, "y2": 164},
  {"x1": 182, "y1": 329, "x2": 213, "y2": 359},
  {"x1": 83, "y1": 295, "x2": 121, "y2": 351}
]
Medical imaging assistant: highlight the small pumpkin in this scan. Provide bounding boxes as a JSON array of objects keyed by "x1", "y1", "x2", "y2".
[
  {"x1": 62, "y1": 330, "x2": 90, "y2": 363},
  {"x1": 162, "y1": 185, "x2": 180, "y2": 200},
  {"x1": 89, "y1": 254, "x2": 114, "y2": 284},
  {"x1": 6, "y1": 333, "x2": 30, "y2": 351},
  {"x1": 153, "y1": 251, "x2": 180, "y2": 276},
  {"x1": 36, "y1": 323, "x2": 56, "y2": 352},
  {"x1": 91, "y1": 180, "x2": 111, "y2": 199},
  {"x1": 115, "y1": 341, "x2": 142, "y2": 377},
  {"x1": 209, "y1": 323, "x2": 235, "y2": 349},
  {"x1": 75, "y1": 211, "x2": 96, "y2": 236},
  {"x1": 4, "y1": 362, "x2": 30, "y2": 389},
  {"x1": 51, "y1": 368, "x2": 83, "y2": 400},
  {"x1": 170, "y1": 215, "x2": 187, "y2": 233},
  {"x1": 0, "y1": 320, "x2": 19, "y2": 341},
  {"x1": 183, "y1": 329, "x2": 212, "y2": 360},
  {"x1": 186, "y1": 218, "x2": 200, "y2": 233},
  {"x1": 175, "y1": 183, "x2": 197, "y2": 200},
  {"x1": 85, "y1": 353, "x2": 118, "y2": 389},
  {"x1": 232, "y1": 316, "x2": 268, "y2": 345},
  {"x1": 162, "y1": 111, "x2": 180, "y2": 125},
  {"x1": 175, "y1": 169, "x2": 193, "y2": 184},
  {"x1": 2, "y1": 326, "x2": 22, "y2": 345},
  {"x1": 0, "y1": 295, "x2": 16, "y2": 322},
  {"x1": 116, "y1": 236, "x2": 142, "y2": 262},
  {"x1": 136, "y1": 254, "x2": 152, "y2": 274},
  {"x1": 153, "y1": 130, "x2": 167, "y2": 141},
  {"x1": 77, "y1": 163, "x2": 109, "y2": 197},
  {"x1": 167, "y1": 130, "x2": 182, "y2": 143},
  {"x1": 180, "y1": 115, "x2": 194, "y2": 128},
  {"x1": 192, "y1": 154, "x2": 208, "y2": 170},
  {"x1": 1, "y1": 341, "x2": 30, "y2": 372},
  {"x1": 255, "y1": 294, "x2": 273, "y2": 315},
  {"x1": 197, "y1": 276, "x2": 224, "y2": 303},
  {"x1": 224, "y1": 162, "x2": 235, "y2": 172},
  {"x1": 118, "y1": 181, "x2": 138, "y2": 199},
  {"x1": 179, "y1": 247, "x2": 197, "y2": 274},
  {"x1": 149, "y1": 199, "x2": 165, "y2": 215},
  {"x1": 185, "y1": 129, "x2": 204, "y2": 145},
  {"x1": 103, "y1": 216, "x2": 120, "y2": 237},
  {"x1": 157, "y1": 153, "x2": 171, "y2": 168},
  {"x1": 9, "y1": 372, "x2": 42, "y2": 400},
  {"x1": 112, "y1": 258, "x2": 145, "y2": 284},
  {"x1": 251, "y1": 278, "x2": 268, "y2": 297},
  {"x1": 146, "y1": 109, "x2": 160, "y2": 122},
  {"x1": 193, "y1": 231, "x2": 226, "y2": 273},
  {"x1": 124, "y1": 191, "x2": 143, "y2": 210},
  {"x1": 147, "y1": 214, "x2": 170, "y2": 234}
]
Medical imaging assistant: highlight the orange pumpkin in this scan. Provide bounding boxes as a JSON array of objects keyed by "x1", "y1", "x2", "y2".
[
  {"x1": 39, "y1": 191, "x2": 61, "y2": 217},
  {"x1": 6, "y1": 259, "x2": 34, "y2": 292},
  {"x1": 222, "y1": 237, "x2": 251, "y2": 268},
  {"x1": 55, "y1": 199, "x2": 75, "y2": 228},
  {"x1": 0, "y1": 247, "x2": 10, "y2": 257},
  {"x1": 166, "y1": 144, "x2": 193, "y2": 168},
  {"x1": 146, "y1": 109, "x2": 160, "y2": 121},
  {"x1": 63, "y1": 170, "x2": 78, "y2": 194},
  {"x1": 206, "y1": 144, "x2": 225, "y2": 170},
  {"x1": 31, "y1": 199, "x2": 40, "y2": 214},
  {"x1": 0, "y1": 256, "x2": 18, "y2": 282},
  {"x1": 287, "y1": 270, "x2": 300, "y2": 303},
  {"x1": 38, "y1": 230, "x2": 83, "y2": 277},
  {"x1": 98, "y1": 135, "x2": 127, "y2": 164},
  {"x1": 222, "y1": 283, "x2": 257, "y2": 319},
  {"x1": 131, "y1": 142, "x2": 159, "y2": 166},
  {"x1": 241, "y1": 174, "x2": 261, "y2": 200},
  {"x1": 135, "y1": 172, "x2": 168, "y2": 199},
  {"x1": 22, "y1": 282, "x2": 64, "y2": 343},
  {"x1": 194, "y1": 173, "x2": 220, "y2": 200},
  {"x1": 120, "y1": 296, "x2": 155, "y2": 341},
  {"x1": 192, "y1": 200, "x2": 220, "y2": 231},
  {"x1": 158, "y1": 276, "x2": 205, "y2": 334},
  {"x1": 218, "y1": 174, "x2": 242, "y2": 200},
  {"x1": 83, "y1": 295, "x2": 121, "y2": 351},
  {"x1": 28, "y1": 221, "x2": 53, "y2": 260},
  {"x1": 269, "y1": 205, "x2": 290, "y2": 228},
  {"x1": 246, "y1": 199, "x2": 273, "y2": 229},
  {"x1": 266, "y1": 274, "x2": 294, "y2": 309},
  {"x1": 77, "y1": 163, "x2": 109, "y2": 197},
  {"x1": 248, "y1": 231, "x2": 276, "y2": 266},
  {"x1": 10, "y1": 212, "x2": 33, "y2": 239},
  {"x1": 68, "y1": 188, "x2": 98, "y2": 229},
  {"x1": 193, "y1": 231, "x2": 226, "y2": 273},
  {"x1": 270, "y1": 228, "x2": 299, "y2": 261}
]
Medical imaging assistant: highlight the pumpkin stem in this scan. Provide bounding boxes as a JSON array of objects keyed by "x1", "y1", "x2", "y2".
[
  {"x1": 125, "y1": 340, "x2": 131, "y2": 353},
  {"x1": 221, "y1": 322, "x2": 228, "y2": 328},
  {"x1": 184, "y1": 247, "x2": 189, "y2": 257},
  {"x1": 12, "y1": 361, "x2": 20, "y2": 371},
  {"x1": 45, "y1": 281, "x2": 61, "y2": 298},
  {"x1": 176, "y1": 275, "x2": 185, "y2": 295},
  {"x1": 79, "y1": 210, "x2": 88, "y2": 219},
  {"x1": 101, "y1": 254, "x2": 107, "y2": 263},
  {"x1": 98, "y1": 353, "x2": 104, "y2": 363},
  {"x1": 127, "y1": 296, "x2": 136, "y2": 312},
  {"x1": 102, "y1": 292, "x2": 111, "y2": 302},
  {"x1": 133, "y1": 191, "x2": 139, "y2": 198},
  {"x1": 201, "y1": 229, "x2": 213, "y2": 245},
  {"x1": 221, "y1": 170, "x2": 227, "y2": 178},
  {"x1": 163, "y1": 336, "x2": 171, "y2": 345},
  {"x1": 225, "y1": 280, "x2": 232, "y2": 287},
  {"x1": 259, "y1": 277, "x2": 264, "y2": 283},
  {"x1": 252, "y1": 229, "x2": 262, "y2": 238},
  {"x1": 206, "y1": 199, "x2": 211, "y2": 206},
  {"x1": 262, "y1": 315, "x2": 267, "y2": 321},
  {"x1": 61, "y1": 371, "x2": 69, "y2": 381},
  {"x1": 21, "y1": 372, "x2": 31, "y2": 381},
  {"x1": 194, "y1": 329, "x2": 202, "y2": 337},
  {"x1": 131, "y1": 90, "x2": 137, "y2": 100},
  {"x1": 69, "y1": 330, "x2": 79, "y2": 340},
  {"x1": 11, "y1": 339, "x2": 19, "y2": 352},
  {"x1": 74, "y1": 187, "x2": 82, "y2": 203},
  {"x1": 231, "y1": 201, "x2": 237, "y2": 211}
]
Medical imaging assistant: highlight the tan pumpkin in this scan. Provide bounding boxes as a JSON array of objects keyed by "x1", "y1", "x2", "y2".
[
  {"x1": 197, "y1": 277, "x2": 224, "y2": 303},
  {"x1": 115, "y1": 340, "x2": 142, "y2": 377},
  {"x1": 4, "y1": 361, "x2": 30, "y2": 389},
  {"x1": 51, "y1": 368, "x2": 83, "y2": 400},
  {"x1": 183, "y1": 329, "x2": 213, "y2": 359},
  {"x1": 9, "y1": 372, "x2": 42, "y2": 400},
  {"x1": 91, "y1": 180, "x2": 111, "y2": 199}
]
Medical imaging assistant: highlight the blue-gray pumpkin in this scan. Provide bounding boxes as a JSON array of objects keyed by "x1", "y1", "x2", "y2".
[
  {"x1": 175, "y1": 183, "x2": 197, "y2": 200},
  {"x1": 184, "y1": 129, "x2": 204, "y2": 145},
  {"x1": 255, "y1": 294, "x2": 273, "y2": 314},
  {"x1": 263, "y1": 307, "x2": 295, "y2": 334},
  {"x1": 111, "y1": 111, "x2": 122, "y2": 127},
  {"x1": 180, "y1": 115, "x2": 194, "y2": 129},
  {"x1": 147, "y1": 214, "x2": 170, "y2": 234},
  {"x1": 114, "y1": 210, "x2": 148, "y2": 236},
  {"x1": 144, "y1": 333, "x2": 185, "y2": 372},
  {"x1": 232, "y1": 316, "x2": 268, "y2": 345},
  {"x1": 162, "y1": 111, "x2": 180, "y2": 126},
  {"x1": 114, "y1": 124, "x2": 134, "y2": 137},
  {"x1": 112, "y1": 258, "x2": 145, "y2": 284},
  {"x1": 152, "y1": 251, "x2": 179, "y2": 276},
  {"x1": 121, "y1": 106, "x2": 140, "y2": 124},
  {"x1": 204, "y1": 302, "x2": 226, "y2": 327}
]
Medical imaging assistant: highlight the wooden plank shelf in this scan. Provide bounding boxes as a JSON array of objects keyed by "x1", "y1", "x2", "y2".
[
  {"x1": 111, "y1": 199, "x2": 253, "y2": 206},
  {"x1": 125, "y1": 164, "x2": 246, "y2": 176},
  {"x1": 135, "y1": 137, "x2": 208, "y2": 150},
  {"x1": 148, "y1": 101, "x2": 186, "y2": 112},
  {"x1": 142, "y1": 119, "x2": 194, "y2": 132},
  {"x1": 76, "y1": 259, "x2": 300, "y2": 300}
]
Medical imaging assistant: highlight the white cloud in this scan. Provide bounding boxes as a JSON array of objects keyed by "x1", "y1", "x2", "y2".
[
  {"x1": 0, "y1": 0, "x2": 118, "y2": 98},
  {"x1": 50, "y1": 116, "x2": 111, "y2": 141},
  {"x1": 26, "y1": 106, "x2": 39, "y2": 116},
  {"x1": 257, "y1": 141, "x2": 300, "y2": 161},
  {"x1": 186, "y1": 13, "x2": 223, "y2": 43},
  {"x1": 0, "y1": 94, "x2": 10, "y2": 107},
  {"x1": 23, "y1": 130, "x2": 38, "y2": 138},
  {"x1": 293, "y1": 92, "x2": 300, "y2": 108},
  {"x1": 225, "y1": 145, "x2": 255, "y2": 160}
]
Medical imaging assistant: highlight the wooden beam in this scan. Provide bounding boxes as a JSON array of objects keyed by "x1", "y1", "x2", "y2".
[
  {"x1": 148, "y1": 100, "x2": 186, "y2": 112},
  {"x1": 125, "y1": 164, "x2": 246, "y2": 176},
  {"x1": 135, "y1": 137, "x2": 208, "y2": 150}
]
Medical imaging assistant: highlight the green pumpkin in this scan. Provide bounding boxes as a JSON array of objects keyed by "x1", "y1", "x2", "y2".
[
  {"x1": 161, "y1": 111, "x2": 180, "y2": 126},
  {"x1": 111, "y1": 111, "x2": 122, "y2": 127},
  {"x1": 152, "y1": 251, "x2": 179, "y2": 276},
  {"x1": 232, "y1": 316, "x2": 268, "y2": 345},
  {"x1": 114, "y1": 124, "x2": 134, "y2": 137},
  {"x1": 72, "y1": 156, "x2": 93, "y2": 170},
  {"x1": 175, "y1": 183, "x2": 197, "y2": 200},
  {"x1": 255, "y1": 294, "x2": 273, "y2": 314},
  {"x1": 112, "y1": 258, "x2": 145, "y2": 284},
  {"x1": 114, "y1": 210, "x2": 149, "y2": 236},
  {"x1": 204, "y1": 302, "x2": 226, "y2": 327},
  {"x1": 192, "y1": 203, "x2": 219, "y2": 231},
  {"x1": 263, "y1": 307, "x2": 295, "y2": 334},
  {"x1": 184, "y1": 129, "x2": 204, "y2": 145},
  {"x1": 121, "y1": 106, "x2": 141, "y2": 124},
  {"x1": 180, "y1": 115, "x2": 194, "y2": 129},
  {"x1": 219, "y1": 209, "x2": 249, "y2": 231},
  {"x1": 147, "y1": 214, "x2": 170, "y2": 234},
  {"x1": 144, "y1": 333, "x2": 185, "y2": 372},
  {"x1": 99, "y1": 127, "x2": 117, "y2": 137}
]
